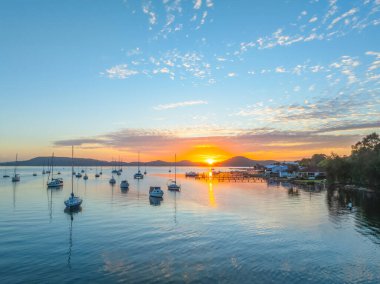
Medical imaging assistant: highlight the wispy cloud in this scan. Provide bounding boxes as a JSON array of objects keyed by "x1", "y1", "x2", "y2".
[
  {"x1": 104, "y1": 64, "x2": 138, "y2": 79},
  {"x1": 154, "y1": 100, "x2": 208, "y2": 110}
]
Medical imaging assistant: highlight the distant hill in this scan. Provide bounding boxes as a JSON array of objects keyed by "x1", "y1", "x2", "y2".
[
  {"x1": 0, "y1": 156, "x2": 275, "y2": 167},
  {"x1": 215, "y1": 156, "x2": 275, "y2": 167}
]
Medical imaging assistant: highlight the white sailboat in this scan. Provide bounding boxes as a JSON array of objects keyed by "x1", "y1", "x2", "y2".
[
  {"x1": 64, "y1": 146, "x2": 82, "y2": 209},
  {"x1": 168, "y1": 154, "x2": 180, "y2": 191},
  {"x1": 47, "y1": 153, "x2": 63, "y2": 188},
  {"x1": 134, "y1": 152, "x2": 144, "y2": 179},
  {"x1": 11, "y1": 154, "x2": 20, "y2": 182}
]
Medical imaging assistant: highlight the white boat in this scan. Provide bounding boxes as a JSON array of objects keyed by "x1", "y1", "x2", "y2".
[
  {"x1": 168, "y1": 154, "x2": 181, "y2": 191},
  {"x1": 109, "y1": 176, "x2": 116, "y2": 184},
  {"x1": 149, "y1": 186, "x2": 164, "y2": 198},
  {"x1": 134, "y1": 152, "x2": 144, "y2": 179},
  {"x1": 64, "y1": 146, "x2": 82, "y2": 210},
  {"x1": 120, "y1": 180, "x2": 129, "y2": 189},
  {"x1": 47, "y1": 153, "x2": 63, "y2": 188},
  {"x1": 11, "y1": 154, "x2": 20, "y2": 182}
]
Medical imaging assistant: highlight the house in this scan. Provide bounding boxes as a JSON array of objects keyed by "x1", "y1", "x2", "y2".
[{"x1": 297, "y1": 168, "x2": 326, "y2": 180}]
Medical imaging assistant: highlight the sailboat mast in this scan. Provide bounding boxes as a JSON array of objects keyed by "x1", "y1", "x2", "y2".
[
  {"x1": 138, "y1": 152, "x2": 140, "y2": 171},
  {"x1": 51, "y1": 153, "x2": 54, "y2": 180},
  {"x1": 174, "y1": 154, "x2": 177, "y2": 184},
  {"x1": 14, "y1": 153, "x2": 18, "y2": 175},
  {"x1": 71, "y1": 146, "x2": 74, "y2": 195}
]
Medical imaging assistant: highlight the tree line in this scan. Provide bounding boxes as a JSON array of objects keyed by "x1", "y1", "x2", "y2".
[{"x1": 299, "y1": 133, "x2": 380, "y2": 189}]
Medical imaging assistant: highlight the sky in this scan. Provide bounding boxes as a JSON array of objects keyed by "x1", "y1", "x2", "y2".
[{"x1": 0, "y1": 0, "x2": 379, "y2": 163}]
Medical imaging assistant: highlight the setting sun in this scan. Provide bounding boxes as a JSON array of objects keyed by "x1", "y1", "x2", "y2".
[{"x1": 206, "y1": 158, "x2": 215, "y2": 165}]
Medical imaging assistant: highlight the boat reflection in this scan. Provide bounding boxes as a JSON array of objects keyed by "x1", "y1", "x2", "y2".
[
  {"x1": 149, "y1": 196, "x2": 163, "y2": 206},
  {"x1": 46, "y1": 186, "x2": 63, "y2": 223},
  {"x1": 64, "y1": 206, "x2": 82, "y2": 268}
]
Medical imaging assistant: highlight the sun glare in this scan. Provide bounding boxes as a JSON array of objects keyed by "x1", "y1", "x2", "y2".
[{"x1": 206, "y1": 158, "x2": 215, "y2": 165}]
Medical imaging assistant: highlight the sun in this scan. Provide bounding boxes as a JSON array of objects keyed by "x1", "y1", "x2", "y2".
[{"x1": 206, "y1": 158, "x2": 215, "y2": 165}]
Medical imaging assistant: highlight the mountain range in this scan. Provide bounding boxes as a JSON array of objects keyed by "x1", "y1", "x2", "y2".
[{"x1": 0, "y1": 156, "x2": 276, "y2": 167}]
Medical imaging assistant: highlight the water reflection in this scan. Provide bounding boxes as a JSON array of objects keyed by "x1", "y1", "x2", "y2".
[
  {"x1": 64, "y1": 207, "x2": 82, "y2": 268},
  {"x1": 327, "y1": 188, "x2": 380, "y2": 244},
  {"x1": 47, "y1": 187, "x2": 63, "y2": 222},
  {"x1": 149, "y1": 196, "x2": 162, "y2": 206},
  {"x1": 12, "y1": 182, "x2": 17, "y2": 209},
  {"x1": 208, "y1": 181, "x2": 217, "y2": 208}
]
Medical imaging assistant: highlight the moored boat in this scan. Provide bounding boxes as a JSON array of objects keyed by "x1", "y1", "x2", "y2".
[{"x1": 149, "y1": 186, "x2": 164, "y2": 198}]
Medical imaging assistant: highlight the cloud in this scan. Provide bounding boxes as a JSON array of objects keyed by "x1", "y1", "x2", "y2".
[
  {"x1": 53, "y1": 125, "x2": 371, "y2": 160},
  {"x1": 275, "y1": 66, "x2": 286, "y2": 73},
  {"x1": 154, "y1": 100, "x2": 208, "y2": 110},
  {"x1": 328, "y1": 8, "x2": 358, "y2": 29},
  {"x1": 309, "y1": 16, "x2": 318, "y2": 23},
  {"x1": 104, "y1": 64, "x2": 138, "y2": 79},
  {"x1": 227, "y1": 72, "x2": 237, "y2": 77},
  {"x1": 142, "y1": 1, "x2": 157, "y2": 26},
  {"x1": 194, "y1": 0, "x2": 202, "y2": 10}
]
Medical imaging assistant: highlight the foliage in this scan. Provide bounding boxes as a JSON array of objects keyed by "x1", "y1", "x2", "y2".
[{"x1": 324, "y1": 133, "x2": 380, "y2": 188}]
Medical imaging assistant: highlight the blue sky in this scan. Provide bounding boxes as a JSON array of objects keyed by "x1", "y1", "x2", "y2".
[{"x1": 0, "y1": 0, "x2": 379, "y2": 162}]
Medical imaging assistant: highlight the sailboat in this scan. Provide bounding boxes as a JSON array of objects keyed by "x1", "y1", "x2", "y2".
[
  {"x1": 144, "y1": 164, "x2": 147, "y2": 175},
  {"x1": 47, "y1": 153, "x2": 63, "y2": 188},
  {"x1": 95, "y1": 164, "x2": 100, "y2": 178},
  {"x1": 64, "y1": 146, "x2": 82, "y2": 209},
  {"x1": 83, "y1": 168, "x2": 88, "y2": 180},
  {"x1": 109, "y1": 174, "x2": 116, "y2": 184},
  {"x1": 99, "y1": 166, "x2": 103, "y2": 175},
  {"x1": 11, "y1": 154, "x2": 20, "y2": 182},
  {"x1": 167, "y1": 154, "x2": 180, "y2": 191},
  {"x1": 134, "y1": 152, "x2": 144, "y2": 179}
]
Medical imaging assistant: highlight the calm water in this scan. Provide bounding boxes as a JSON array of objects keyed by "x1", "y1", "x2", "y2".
[{"x1": 0, "y1": 166, "x2": 380, "y2": 283}]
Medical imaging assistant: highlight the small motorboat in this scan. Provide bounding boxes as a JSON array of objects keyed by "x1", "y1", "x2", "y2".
[
  {"x1": 75, "y1": 172, "x2": 82, "y2": 178},
  {"x1": 33, "y1": 173, "x2": 37, "y2": 176},
  {"x1": 95, "y1": 173, "x2": 100, "y2": 178},
  {"x1": 149, "y1": 186, "x2": 164, "y2": 198},
  {"x1": 120, "y1": 180, "x2": 129, "y2": 189},
  {"x1": 83, "y1": 174, "x2": 88, "y2": 180}
]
